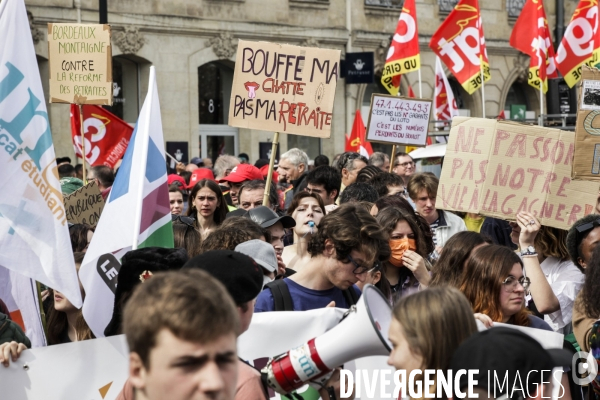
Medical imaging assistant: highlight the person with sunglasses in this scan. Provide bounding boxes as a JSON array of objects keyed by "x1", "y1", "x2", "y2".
[
  {"x1": 460, "y1": 244, "x2": 553, "y2": 331},
  {"x1": 254, "y1": 203, "x2": 390, "y2": 312}
]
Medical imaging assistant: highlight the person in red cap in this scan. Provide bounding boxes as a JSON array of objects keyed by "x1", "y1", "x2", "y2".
[
  {"x1": 187, "y1": 168, "x2": 215, "y2": 190},
  {"x1": 219, "y1": 164, "x2": 263, "y2": 206}
]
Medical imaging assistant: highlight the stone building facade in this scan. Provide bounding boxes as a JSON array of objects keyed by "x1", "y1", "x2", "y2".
[{"x1": 25, "y1": 0, "x2": 577, "y2": 162}]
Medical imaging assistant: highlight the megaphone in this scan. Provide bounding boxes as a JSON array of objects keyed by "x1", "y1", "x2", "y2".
[{"x1": 262, "y1": 284, "x2": 392, "y2": 394}]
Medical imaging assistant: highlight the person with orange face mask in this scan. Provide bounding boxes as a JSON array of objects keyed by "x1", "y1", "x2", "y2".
[{"x1": 376, "y1": 206, "x2": 434, "y2": 303}]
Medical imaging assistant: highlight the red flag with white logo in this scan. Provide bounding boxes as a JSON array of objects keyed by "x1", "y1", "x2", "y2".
[
  {"x1": 429, "y1": 0, "x2": 490, "y2": 95},
  {"x1": 434, "y1": 57, "x2": 457, "y2": 143},
  {"x1": 381, "y1": 0, "x2": 420, "y2": 95},
  {"x1": 70, "y1": 105, "x2": 134, "y2": 168},
  {"x1": 345, "y1": 111, "x2": 373, "y2": 157},
  {"x1": 510, "y1": 0, "x2": 558, "y2": 93},
  {"x1": 556, "y1": 0, "x2": 600, "y2": 88}
]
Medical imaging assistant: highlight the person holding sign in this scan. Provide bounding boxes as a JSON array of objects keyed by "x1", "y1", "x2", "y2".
[{"x1": 511, "y1": 213, "x2": 584, "y2": 334}]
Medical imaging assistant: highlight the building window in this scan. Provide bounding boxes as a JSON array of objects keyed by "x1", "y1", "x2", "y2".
[
  {"x1": 507, "y1": 0, "x2": 525, "y2": 19},
  {"x1": 438, "y1": 0, "x2": 458, "y2": 13},
  {"x1": 107, "y1": 56, "x2": 139, "y2": 123},
  {"x1": 198, "y1": 61, "x2": 234, "y2": 125},
  {"x1": 365, "y1": 0, "x2": 403, "y2": 7}
]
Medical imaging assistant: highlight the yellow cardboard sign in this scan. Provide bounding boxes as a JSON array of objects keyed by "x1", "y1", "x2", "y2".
[
  {"x1": 228, "y1": 40, "x2": 340, "y2": 138},
  {"x1": 438, "y1": 117, "x2": 599, "y2": 230},
  {"x1": 48, "y1": 23, "x2": 113, "y2": 105}
]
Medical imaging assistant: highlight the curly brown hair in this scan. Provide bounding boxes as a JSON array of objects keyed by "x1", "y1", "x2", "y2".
[
  {"x1": 460, "y1": 245, "x2": 530, "y2": 326},
  {"x1": 308, "y1": 203, "x2": 390, "y2": 265},
  {"x1": 200, "y1": 217, "x2": 269, "y2": 252},
  {"x1": 376, "y1": 206, "x2": 433, "y2": 259},
  {"x1": 534, "y1": 226, "x2": 569, "y2": 261}
]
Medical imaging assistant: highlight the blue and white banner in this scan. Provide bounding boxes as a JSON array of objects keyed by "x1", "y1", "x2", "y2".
[{"x1": 0, "y1": 0, "x2": 82, "y2": 307}]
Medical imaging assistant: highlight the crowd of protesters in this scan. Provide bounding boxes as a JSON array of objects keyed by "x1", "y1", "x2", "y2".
[{"x1": 1, "y1": 148, "x2": 600, "y2": 400}]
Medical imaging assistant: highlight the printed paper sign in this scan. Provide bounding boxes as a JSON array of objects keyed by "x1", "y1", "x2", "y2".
[
  {"x1": 63, "y1": 180, "x2": 105, "y2": 227},
  {"x1": 365, "y1": 94, "x2": 432, "y2": 146},
  {"x1": 438, "y1": 117, "x2": 599, "y2": 230},
  {"x1": 48, "y1": 23, "x2": 113, "y2": 105},
  {"x1": 228, "y1": 40, "x2": 340, "y2": 138},
  {"x1": 574, "y1": 67, "x2": 600, "y2": 181},
  {"x1": 581, "y1": 80, "x2": 600, "y2": 111}
]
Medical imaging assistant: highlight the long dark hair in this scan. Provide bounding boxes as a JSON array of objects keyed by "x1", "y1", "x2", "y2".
[
  {"x1": 186, "y1": 179, "x2": 227, "y2": 225},
  {"x1": 430, "y1": 231, "x2": 491, "y2": 288},
  {"x1": 46, "y1": 252, "x2": 94, "y2": 345},
  {"x1": 582, "y1": 245, "x2": 600, "y2": 318},
  {"x1": 376, "y1": 206, "x2": 431, "y2": 258},
  {"x1": 69, "y1": 223, "x2": 95, "y2": 252}
]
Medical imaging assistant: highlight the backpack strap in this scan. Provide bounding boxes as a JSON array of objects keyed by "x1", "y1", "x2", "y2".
[
  {"x1": 265, "y1": 280, "x2": 294, "y2": 311},
  {"x1": 342, "y1": 286, "x2": 359, "y2": 307}
]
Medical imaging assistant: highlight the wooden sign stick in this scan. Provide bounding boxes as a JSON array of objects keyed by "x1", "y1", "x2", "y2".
[
  {"x1": 263, "y1": 132, "x2": 280, "y2": 207},
  {"x1": 389, "y1": 144, "x2": 397, "y2": 173}
]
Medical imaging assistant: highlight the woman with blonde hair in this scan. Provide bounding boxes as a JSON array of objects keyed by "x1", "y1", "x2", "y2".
[{"x1": 388, "y1": 286, "x2": 478, "y2": 399}]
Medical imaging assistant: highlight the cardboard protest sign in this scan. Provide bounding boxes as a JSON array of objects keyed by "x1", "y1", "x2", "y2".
[
  {"x1": 228, "y1": 40, "x2": 340, "y2": 138},
  {"x1": 63, "y1": 181, "x2": 105, "y2": 227},
  {"x1": 48, "y1": 24, "x2": 112, "y2": 105},
  {"x1": 438, "y1": 117, "x2": 599, "y2": 230},
  {"x1": 574, "y1": 66, "x2": 600, "y2": 181},
  {"x1": 365, "y1": 94, "x2": 433, "y2": 146}
]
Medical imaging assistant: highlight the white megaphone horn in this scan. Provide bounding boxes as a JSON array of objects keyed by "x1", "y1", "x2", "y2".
[{"x1": 262, "y1": 284, "x2": 392, "y2": 394}]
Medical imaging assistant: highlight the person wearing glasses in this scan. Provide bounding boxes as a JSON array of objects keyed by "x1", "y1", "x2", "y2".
[
  {"x1": 335, "y1": 152, "x2": 368, "y2": 204},
  {"x1": 254, "y1": 203, "x2": 390, "y2": 312},
  {"x1": 460, "y1": 244, "x2": 553, "y2": 331},
  {"x1": 392, "y1": 152, "x2": 415, "y2": 185},
  {"x1": 509, "y1": 212, "x2": 583, "y2": 334}
]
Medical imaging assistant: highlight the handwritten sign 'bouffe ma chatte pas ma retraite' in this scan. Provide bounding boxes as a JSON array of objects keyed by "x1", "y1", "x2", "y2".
[{"x1": 228, "y1": 40, "x2": 340, "y2": 138}]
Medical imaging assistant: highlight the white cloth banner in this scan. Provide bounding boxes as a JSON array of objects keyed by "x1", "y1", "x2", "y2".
[
  {"x1": 0, "y1": 266, "x2": 46, "y2": 347},
  {"x1": 1, "y1": 308, "x2": 395, "y2": 400},
  {"x1": 0, "y1": 0, "x2": 81, "y2": 308}
]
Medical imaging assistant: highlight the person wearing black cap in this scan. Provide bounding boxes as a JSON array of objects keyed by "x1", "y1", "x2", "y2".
[
  {"x1": 450, "y1": 327, "x2": 573, "y2": 400},
  {"x1": 104, "y1": 247, "x2": 189, "y2": 337},
  {"x1": 245, "y1": 206, "x2": 296, "y2": 276},
  {"x1": 183, "y1": 250, "x2": 268, "y2": 400}
]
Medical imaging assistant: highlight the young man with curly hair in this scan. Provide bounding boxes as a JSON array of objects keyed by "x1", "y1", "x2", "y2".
[{"x1": 254, "y1": 203, "x2": 390, "y2": 312}]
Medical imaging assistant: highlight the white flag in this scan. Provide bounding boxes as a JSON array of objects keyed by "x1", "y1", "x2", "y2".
[
  {"x1": 0, "y1": 266, "x2": 46, "y2": 347},
  {"x1": 80, "y1": 66, "x2": 173, "y2": 337},
  {"x1": 434, "y1": 56, "x2": 459, "y2": 143},
  {"x1": 0, "y1": 0, "x2": 82, "y2": 307}
]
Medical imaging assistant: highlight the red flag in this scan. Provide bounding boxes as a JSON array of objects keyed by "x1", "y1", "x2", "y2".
[
  {"x1": 429, "y1": 0, "x2": 491, "y2": 95},
  {"x1": 556, "y1": 0, "x2": 600, "y2": 87},
  {"x1": 497, "y1": 110, "x2": 506, "y2": 120},
  {"x1": 70, "y1": 105, "x2": 134, "y2": 168},
  {"x1": 345, "y1": 111, "x2": 373, "y2": 157},
  {"x1": 381, "y1": 0, "x2": 420, "y2": 95},
  {"x1": 407, "y1": 85, "x2": 415, "y2": 98},
  {"x1": 509, "y1": 0, "x2": 557, "y2": 93}
]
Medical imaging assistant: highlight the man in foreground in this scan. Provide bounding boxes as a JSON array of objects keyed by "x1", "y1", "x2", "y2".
[{"x1": 122, "y1": 269, "x2": 239, "y2": 400}]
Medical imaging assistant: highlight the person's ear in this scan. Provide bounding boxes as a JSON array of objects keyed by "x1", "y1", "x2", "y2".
[
  {"x1": 329, "y1": 189, "x2": 338, "y2": 201},
  {"x1": 341, "y1": 168, "x2": 349, "y2": 179},
  {"x1": 372, "y1": 271, "x2": 382, "y2": 285},
  {"x1": 129, "y1": 352, "x2": 148, "y2": 391},
  {"x1": 578, "y1": 257, "x2": 587, "y2": 270},
  {"x1": 324, "y1": 239, "x2": 336, "y2": 257}
]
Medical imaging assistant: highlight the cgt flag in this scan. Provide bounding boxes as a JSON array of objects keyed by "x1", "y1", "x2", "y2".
[
  {"x1": 80, "y1": 66, "x2": 174, "y2": 337},
  {"x1": 381, "y1": 0, "x2": 420, "y2": 95},
  {"x1": 429, "y1": 0, "x2": 491, "y2": 95},
  {"x1": 556, "y1": 0, "x2": 600, "y2": 88},
  {"x1": 0, "y1": 0, "x2": 82, "y2": 308},
  {"x1": 510, "y1": 0, "x2": 557, "y2": 93},
  {"x1": 70, "y1": 104, "x2": 134, "y2": 168},
  {"x1": 345, "y1": 110, "x2": 373, "y2": 157}
]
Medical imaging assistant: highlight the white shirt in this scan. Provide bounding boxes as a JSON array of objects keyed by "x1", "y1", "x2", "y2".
[{"x1": 539, "y1": 256, "x2": 584, "y2": 333}]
